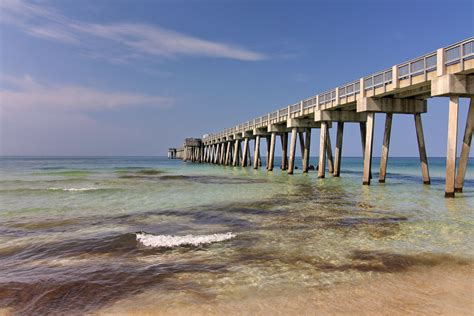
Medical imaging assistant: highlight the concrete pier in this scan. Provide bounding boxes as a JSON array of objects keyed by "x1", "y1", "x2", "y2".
[{"x1": 182, "y1": 38, "x2": 473, "y2": 198}]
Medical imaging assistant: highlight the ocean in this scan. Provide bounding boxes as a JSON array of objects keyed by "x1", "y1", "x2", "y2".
[{"x1": 0, "y1": 156, "x2": 473, "y2": 314}]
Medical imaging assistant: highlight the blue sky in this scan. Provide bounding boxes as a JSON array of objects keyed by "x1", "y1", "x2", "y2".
[{"x1": 0, "y1": 0, "x2": 472, "y2": 156}]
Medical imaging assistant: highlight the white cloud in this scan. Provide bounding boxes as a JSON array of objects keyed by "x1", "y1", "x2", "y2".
[
  {"x1": 0, "y1": 0, "x2": 266, "y2": 61},
  {"x1": 0, "y1": 75, "x2": 173, "y2": 111}
]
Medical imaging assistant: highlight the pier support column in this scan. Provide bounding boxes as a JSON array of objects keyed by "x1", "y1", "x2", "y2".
[
  {"x1": 455, "y1": 98, "x2": 473, "y2": 193},
  {"x1": 225, "y1": 142, "x2": 231, "y2": 165},
  {"x1": 302, "y1": 128, "x2": 311, "y2": 173},
  {"x1": 233, "y1": 140, "x2": 240, "y2": 167},
  {"x1": 299, "y1": 132, "x2": 305, "y2": 168},
  {"x1": 209, "y1": 146, "x2": 212, "y2": 163},
  {"x1": 265, "y1": 136, "x2": 271, "y2": 169},
  {"x1": 220, "y1": 143, "x2": 226, "y2": 165},
  {"x1": 237, "y1": 140, "x2": 242, "y2": 166},
  {"x1": 414, "y1": 113, "x2": 431, "y2": 184},
  {"x1": 281, "y1": 133, "x2": 288, "y2": 170},
  {"x1": 333, "y1": 122, "x2": 344, "y2": 177},
  {"x1": 253, "y1": 136, "x2": 261, "y2": 169},
  {"x1": 242, "y1": 138, "x2": 249, "y2": 167},
  {"x1": 288, "y1": 128, "x2": 298, "y2": 175},
  {"x1": 247, "y1": 140, "x2": 252, "y2": 166},
  {"x1": 379, "y1": 113, "x2": 393, "y2": 183},
  {"x1": 239, "y1": 141, "x2": 243, "y2": 165},
  {"x1": 219, "y1": 142, "x2": 225, "y2": 165},
  {"x1": 362, "y1": 113, "x2": 375, "y2": 185},
  {"x1": 360, "y1": 122, "x2": 372, "y2": 180},
  {"x1": 445, "y1": 96, "x2": 459, "y2": 197},
  {"x1": 268, "y1": 133, "x2": 276, "y2": 171},
  {"x1": 213, "y1": 145, "x2": 217, "y2": 164},
  {"x1": 213, "y1": 144, "x2": 217, "y2": 164},
  {"x1": 326, "y1": 131, "x2": 334, "y2": 174},
  {"x1": 318, "y1": 122, "x2": 328, "y2": 178}
]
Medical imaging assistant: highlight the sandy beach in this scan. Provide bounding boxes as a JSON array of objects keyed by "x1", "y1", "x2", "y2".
[{"x1": 98, "y1": 263, "x2": 474, "y2": 316}]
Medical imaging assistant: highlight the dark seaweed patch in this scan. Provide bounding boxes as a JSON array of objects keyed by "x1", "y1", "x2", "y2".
[
  {"x1": 137, "y1": 169, "x2": 165, "y2": 175},
  {"x1": 0, "y1": 261, "x2": 225, "y2": 315},
  {"x1": 158, "y1": 174, "x2": 267, "y2": 185},
  {"x1": 317, "y1": 250, "x2": 471, "y2": 273},
  {"x1": 324, "y1": 216, "x2": 408, "y2": 229},
  {"x1": 116, "y1": 168, "x2": 166, "y2": 179}
]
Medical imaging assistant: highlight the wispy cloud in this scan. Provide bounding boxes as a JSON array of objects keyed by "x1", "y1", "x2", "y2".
[
  {"x1": 26, "y1": 26, "x2": 80, "y2": 44},
  {"x1": 0, "y1": 0, "x2": 266, "y2": 61},
  {"x1": 0, "y1": 75, "x2": 173, "y2": 111}
]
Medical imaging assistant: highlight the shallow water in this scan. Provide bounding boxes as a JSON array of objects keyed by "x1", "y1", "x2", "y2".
[{"x1": 0, "y1": 156, "x2": 473, "y2": 314}]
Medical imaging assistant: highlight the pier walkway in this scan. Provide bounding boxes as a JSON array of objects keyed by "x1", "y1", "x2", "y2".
[{"x1": 171, "y1": 38, "x2": 474, "y2": 198}]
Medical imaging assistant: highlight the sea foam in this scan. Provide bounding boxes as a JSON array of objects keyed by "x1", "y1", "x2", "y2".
[
  {"x1": 136, "y1": 232, "x2": 236, "y2": 248},
  {"x1": 48, "y1": 187, "x2": 99, "y2": 192}
]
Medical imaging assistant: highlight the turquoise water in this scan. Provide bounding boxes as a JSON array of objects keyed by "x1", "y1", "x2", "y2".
[{"x1": 0, "y1": 156, "x2": 473, "y2": 314}]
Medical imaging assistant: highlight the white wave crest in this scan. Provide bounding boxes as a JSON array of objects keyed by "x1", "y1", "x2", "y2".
[
  {"x1": 48, "y1": 187, "x2": 99, "y2": 192},
  {"x1": 136, "y1": 232, "x2": 236, "y2": 248}
]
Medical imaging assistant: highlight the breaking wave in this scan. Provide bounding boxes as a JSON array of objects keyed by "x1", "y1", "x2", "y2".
[{"x1": 135, "y1": 232, "x2": 236, "y2": 248}]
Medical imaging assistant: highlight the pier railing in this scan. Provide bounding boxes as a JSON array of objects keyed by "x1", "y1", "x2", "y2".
[{"x1": 204, "y1": 37, "x2": 473, "y2": 141}]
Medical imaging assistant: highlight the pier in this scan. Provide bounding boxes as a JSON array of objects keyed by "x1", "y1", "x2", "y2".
[{"x1": 173, "y1": 38, "x2": 474, "y2": 198}]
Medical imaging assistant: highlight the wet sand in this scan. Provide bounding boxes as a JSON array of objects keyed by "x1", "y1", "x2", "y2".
[{"x1": 98, "y1": 264, "x2": 474, "y2": 316}]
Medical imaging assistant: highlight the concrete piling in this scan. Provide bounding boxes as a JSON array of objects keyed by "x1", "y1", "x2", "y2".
[
  {"x1": 318, "y1": 122, "x2": 328, "y2": 178},
  {"x1": 362, "y1": 113, "x2": 375, "y2": 185},
  {"x1": 445, "y1": 96, "x2": 459, "y2": 197},
  {"x1": 242, "y1": 138, "x2": 249, "y2": 167},
  {"x1": 333, "y1": 122, "x2": 344, "y2": 177},
  {"x1": 288, "y1": 128, "x2": 298, "y2": 175},
  {"x1": 379, "y1": 113, "x2": 393, "y2": 183},
  {"x1": 281, "y1": 132, "x2": 288, "y2": 170},
  {"x1": 455, "y1": 98, "x2": 473, "y2": 192},
  {"x1": 254, "y1": 135, "x2": 261, "y2": 169},
  {"x1": 268, "y1": 133, "x2": 276, "y2": 171},
  {"x1": 414, "y1": 113, "x2": 431, "y2": 185},
  {"x1": 302, "y1": 128, "x2": 311, "y2": 173},
  {"x1": 326, "y1": 131, "x2": 334, "y2": 174}
]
